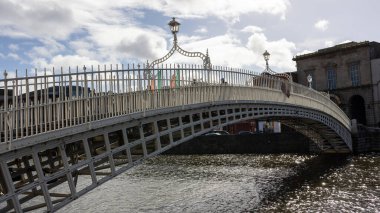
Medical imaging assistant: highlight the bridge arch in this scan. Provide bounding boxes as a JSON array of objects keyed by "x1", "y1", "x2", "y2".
[
  {"x1": 0, "y1": 100, "x2": 351, "y2": 212},
  {"x1": 0, "y1": 65, "x2": 352, "y2": 212}
]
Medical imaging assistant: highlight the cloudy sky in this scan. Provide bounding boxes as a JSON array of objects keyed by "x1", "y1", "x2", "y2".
[{"x1": 0, "y1": 0, "x2": 379, "y2": 74}]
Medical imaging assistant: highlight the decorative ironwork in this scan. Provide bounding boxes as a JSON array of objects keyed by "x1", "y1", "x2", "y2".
[
  {"x1": 261, "y1": 50, "x2": 293, "y2": 82},
  {"x1": 146, "y1": 18, "x2": 212, "y2": 77}
]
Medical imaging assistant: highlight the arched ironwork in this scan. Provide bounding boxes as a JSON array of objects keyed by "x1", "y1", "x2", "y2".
[
  {"x1": 262, "y1": 67, "x2": 293, "y2": 82},
  {"x1": 262, "y1": 64, "x2": 293, "y2": 82},
  {"x1": 145, "y1": 18, "x2": 212, "y2": 78},
  {"x1": 261, "y1": 50, "x2": 293, "y2": 82},
  {"x1": 149, "y1": 41, "x2": 211, "y2": 70}
]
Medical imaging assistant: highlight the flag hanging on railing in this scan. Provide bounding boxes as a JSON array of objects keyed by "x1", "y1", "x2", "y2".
[
  {"x1": 169, "y1": 70, "x2": 181, "y2": 88},
  {"x1": 176, "y1": 70, "x2": 180, "y2": 87},
  {"x1": 150, "y1": 74, "x2": 156, "y2": 90},
  {"x1": 170, "y1": 73, "x2": 176, "y2": 88},
  {"x1": 157, "y1": 70, "x2": 162, "y2": 90}
]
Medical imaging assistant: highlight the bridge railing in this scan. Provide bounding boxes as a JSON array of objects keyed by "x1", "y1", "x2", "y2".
[{"x1": 0, "y1": 64, "x2": 350, "y2": 146}]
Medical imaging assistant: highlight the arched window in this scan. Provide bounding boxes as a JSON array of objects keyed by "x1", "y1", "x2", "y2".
[
  {"x1": 349, "y1": 95, "x2": 366, "y2": 125},
  {"x1": 327, "y1": 65, "x2": 337, "y2": 90}
]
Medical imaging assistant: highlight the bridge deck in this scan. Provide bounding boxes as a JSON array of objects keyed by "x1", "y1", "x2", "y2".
[{"x1": 0, "y1": 65, "x2": 352, "y2": 212}]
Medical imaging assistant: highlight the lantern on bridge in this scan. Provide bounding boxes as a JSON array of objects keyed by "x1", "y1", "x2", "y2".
[
  {"x1": 168, "y1": 17, "x2": 180, "y2": 35},
  {"x1": 263, "y1": 50, "x2": 270, "y2": 71},
  {"x1": 307, "y1": 74, "x2": 313, "y2": 88}
]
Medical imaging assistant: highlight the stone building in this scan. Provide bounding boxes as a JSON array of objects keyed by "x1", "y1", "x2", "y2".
[{"x1": 293, "y1": 41, "x2": 380, "y2": 126}]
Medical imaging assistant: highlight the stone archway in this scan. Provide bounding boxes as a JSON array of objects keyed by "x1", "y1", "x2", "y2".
[{"x1": 349, "y1": 95, "x2": 366, "y2": 125}]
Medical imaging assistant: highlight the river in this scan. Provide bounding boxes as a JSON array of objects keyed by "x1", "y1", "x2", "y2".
[{"x1": 58, "y1": 153, "x2": 379, "y2": 213}]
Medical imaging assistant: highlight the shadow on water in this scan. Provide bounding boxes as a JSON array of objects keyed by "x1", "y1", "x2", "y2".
[{"x1": 252, "y1": 154, "x2": 351, "y2": 212}]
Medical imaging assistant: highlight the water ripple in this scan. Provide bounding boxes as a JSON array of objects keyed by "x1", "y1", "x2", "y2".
[{"x1": 58, "y1": 153, "x2": 380, "y2": 213}]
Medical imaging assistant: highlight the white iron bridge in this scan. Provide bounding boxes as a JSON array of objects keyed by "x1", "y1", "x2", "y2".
[{"x1": 0, "y1": 64, "x2": 352, "y2": 212}]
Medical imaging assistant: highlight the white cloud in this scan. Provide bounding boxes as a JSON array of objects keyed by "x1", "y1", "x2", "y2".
[
  {"x1": 195, "y1": 27, "x2": 208, "y2": 34},
  {"x1": 325, "y1": 40, "x2": 334, "y2": 47},
  {"x1": 314, "y1": 19, "x2": 329, "y2": 31},
  {"x1": 246, "y1": 31, "x2": 296, "y2": 71},
  {"x1": 126, "y1": 0, "x2": 290, "y2": 22},
  {"x1": 32, "y1": 54, "x2": 101, "y2": 70},
  {"x1": 317, "y1": 39, "x2": 352, "y2": 49},
  {"x1": 297, "y1": 38, "x2": 337, "y2": 52},
  {"x1": 177, "y1": 34, "x2": 254, "y2": 68},
  {"x1": 241, "y1": 26, "x2": 264, "y2": 34},
  {"x1": 27, "y1": 26, "x2": 295, "y2": 72},
  {"x1": 68, "y1": 39, "x2": 102, "y2": 62},
  {"x1": 339, "y1": 40, "x2": 352, "y2": 44},
  {"x1": 86, "y1": 24, "x2": 168, "y2": 62},
  {"x1": 0, "y1": 0, "x2": 293, "y2": 71},
  {"x1": 295, "y1": 49, "x2": 313, "y2": 56},
  {"x1": 7, "y1": 53, "x2": 20, "y2": 61},
  {"x1": 0, "y1": 52, "x2": 22, "y2": 61},
  {"x1": 0, "y1": 27, "x2": 32, "y2": 38},
  {"x1": 0, "y1": 0, "x2": 79, "y2": 40},
  {"x1": 0, "y1": 0, "x2": 290, "y2": 41},
  {"x1": 163, "y1": 29, "x2": 296, "y2": 72},
  {"x1": 8, "y1": 44, "x2": 19, "y2": 52},
  {"x1": 27, "y1": 39, "x2": 66, "y2": 59},
  {"x1": 177, "y1": 35, "x2": 204, "y2": 44}
]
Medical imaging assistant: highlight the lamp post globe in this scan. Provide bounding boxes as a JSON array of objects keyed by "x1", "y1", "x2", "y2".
[
  {"x1": 263, "y1": 50, "x2": 270, "y2": 61},
  {"x1": 168, "y1": 17, "x2": 180, "y2": 35},
  {"x1": 263, "y1": 50, "x2": 270, "y2": 70},
  {"x1": 307, "y1": 74, "x2": 313, "y2": 88}
]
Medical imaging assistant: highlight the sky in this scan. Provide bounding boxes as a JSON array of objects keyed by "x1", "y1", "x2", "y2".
[{"x1": 0, "y1": 0, "x2": 379, "y2": 74}]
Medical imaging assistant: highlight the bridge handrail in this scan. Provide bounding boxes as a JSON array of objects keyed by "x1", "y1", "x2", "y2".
[{"x1": 0, "y1": 64, "x2": 350, "y2": 145}]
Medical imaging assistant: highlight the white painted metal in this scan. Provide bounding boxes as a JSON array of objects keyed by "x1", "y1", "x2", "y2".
[
  {"x1": 0, "y1": 100, "x2": 351, "y2": 212},
  {"x1": 0, "y1": 65, "x2": 350, "y2": 150}
]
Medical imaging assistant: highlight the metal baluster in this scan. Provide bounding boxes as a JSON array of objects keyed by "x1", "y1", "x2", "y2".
[
  {"x1": 90, "y1": 65, "x2": 95, "y2": 122},
  {"x1": 38, "y1": 76, "x2": 43, "y2": 133},
  {"x1": 3, "y1": 71, "x2": 8, "y2": 145},
  {"x1": 33, "y1": 69, "x2": 38, "y2": 135},
  {"x1": 76, "y1": 66, "x2": 80, "y2": 125},
  {"x1": 15, "y1": 70, "x2": 19, "y2": 140},
  {"x1": 97, "y1": 65, "x2": 101, "y2": 120},
  {"x1": 116, "y1": 64, "x2": 120, "y2": 115},
  {"x1": 121, "y1": 64, "x2": 125, "y2": 114},
  {"x1": 44, "y1": 69, "x2": 47, "y2": 133},
  {"x1": 104, "y1": 65, "x2": 109, "y2": 117},
  {"x1": 84, "y1": 65, "x2": 88, "y2": 123}
]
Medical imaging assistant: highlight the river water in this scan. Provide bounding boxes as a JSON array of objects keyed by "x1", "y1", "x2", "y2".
[{"x1": 58, "y1": 153, "x2": 379, "y2": 213}]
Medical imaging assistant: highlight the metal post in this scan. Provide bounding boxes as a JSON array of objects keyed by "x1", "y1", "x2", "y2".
[{"x1": 3, "y1": 71, "x2": 8, "y2": 148}]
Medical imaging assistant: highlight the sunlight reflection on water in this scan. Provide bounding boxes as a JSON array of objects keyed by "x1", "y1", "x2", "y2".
[{"x1": 58, "y1": 154, "x2": 379, "y2": 213}]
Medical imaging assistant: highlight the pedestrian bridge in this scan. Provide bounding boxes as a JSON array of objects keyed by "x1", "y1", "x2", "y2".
[{"x1": 0, "y1": 64, "x2": 352, "y2": 212}]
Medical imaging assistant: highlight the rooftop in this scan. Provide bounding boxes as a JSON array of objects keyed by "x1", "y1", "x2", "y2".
[{"x1": 293, "y1": 41, "x2": 372, "y2": 61}]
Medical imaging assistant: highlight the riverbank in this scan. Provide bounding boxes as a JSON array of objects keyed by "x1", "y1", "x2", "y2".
[{"x1": 352, "y1": 124, "x2": 380, "y2": 153}]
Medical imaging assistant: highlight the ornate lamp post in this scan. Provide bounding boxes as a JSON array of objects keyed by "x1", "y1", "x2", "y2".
[
  {"x1": 263, "y1": 50, "x2": 270, "y2": 71},
  {"x1": 168, "y1": 17, "x2": 180, "y2": 44},
  {"x1": 307, "y1": 74, "x2": 313, "y2": 88},
  {"x1": 261, "y1": 49, "x2": 293, "y2": 83},
  {"x1": 145, "y1": 17, "x2": 212, "y2": 89},
  {"x1": 147, "y1": 17, "x2": 211, "y2": 70}
]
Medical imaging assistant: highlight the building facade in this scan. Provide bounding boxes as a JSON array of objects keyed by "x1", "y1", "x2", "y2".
[{"x1": 293, "y1": 41, "x2": 380, "y2": 126}]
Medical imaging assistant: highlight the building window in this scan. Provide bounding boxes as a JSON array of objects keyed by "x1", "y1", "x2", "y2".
[
  {"x1": 349, "y1": 63, "x2": 360, "y2": 86},
  {"x1": 327, "y1": 65, "x2": 337, "y2": 90}
]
